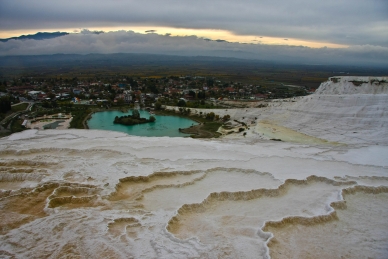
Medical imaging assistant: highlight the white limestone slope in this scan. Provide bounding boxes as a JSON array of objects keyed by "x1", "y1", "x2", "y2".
[
  {"x1": 315, "y1": 76, "x2": 388, "y2": 95},
  {"x1": 0, "y1": 76, "x2": 387, "y2": 259},
  {"x1": 266, "y1": 76, "x2": 388, "y2": 145},
  {"x1": 213, "y1": 76, "x2": 388, "y2": 145}
]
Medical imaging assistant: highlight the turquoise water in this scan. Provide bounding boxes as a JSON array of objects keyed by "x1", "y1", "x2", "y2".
[
  {"x1": 43, "y1": 120, "x2": 65, "y2": 129},
  {"x1": 87, "y1": 110, "x2": 198, "y2": 137}
]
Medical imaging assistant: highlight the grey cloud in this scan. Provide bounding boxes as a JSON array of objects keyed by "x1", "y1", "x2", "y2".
[
  {"x1": 80, "y1": 29, "x2": 104, "y2": 35},
  {"x1": 0, "y1": 31, "x2": 387, "y2": 67},
  {"x1": 0, "y1": 0, "x2": 387, "y2": 47}
]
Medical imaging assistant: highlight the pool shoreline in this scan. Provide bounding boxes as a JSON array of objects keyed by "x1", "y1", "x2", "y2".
[{"x1": 87, "y1": 109, "x2": 199, "y2": 138}]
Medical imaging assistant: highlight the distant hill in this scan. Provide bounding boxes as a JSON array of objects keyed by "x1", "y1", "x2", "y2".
[{"x1": 0, "y1": 32, "x2": 68, "y2": 42}]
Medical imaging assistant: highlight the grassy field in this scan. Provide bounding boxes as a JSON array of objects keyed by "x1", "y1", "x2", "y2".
[
  {"x1": 11, "y1": 103, "x2": 29, "y2": 112},
  {"x1": 10, "y1": 118, "x2": 25, "y2": 133},
  {"x1": 201, "y1": 122, "x2": 223, "y2": 134}
]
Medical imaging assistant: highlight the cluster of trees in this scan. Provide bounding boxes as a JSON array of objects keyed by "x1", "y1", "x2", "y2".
[
  {"x1": 205, "y1": 112, "x2": 216, "y2": 121},
  {"x1": 114, "y1": 109, "x2": 155, "y2": 126},
  {"x1": 187, "y1": 90, "x2": 206, "y2": 99},
  {"x1": 174, "y1": 107, "x2": 231, "y2": 124},
  {"x1": 205, "y1": 113, "x2": 230, "y2": 121},
  {"x1": 41, "y1": 99, "x2": 58, "y2": 108},
  {"x1": 176, "y1": 99, "x2": 215, "y2": 109},
  {"x1": 0, "y1": 96, "x2": 12, "y2": 113},
  {"x1": 178, "y1": 107, "x2": 191, "y2": 115},
  {"x1": 69, "y1": 106, "x2": 91, "y2": 129}
]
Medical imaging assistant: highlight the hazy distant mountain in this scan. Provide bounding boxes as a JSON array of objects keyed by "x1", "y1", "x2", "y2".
[{"x1": 0, "y1": 32, "x2": 68, "y2": 42}]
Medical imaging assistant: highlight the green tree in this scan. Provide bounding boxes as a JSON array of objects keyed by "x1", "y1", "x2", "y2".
[
  {"x1": 177, "y1": 99, "x2": 186, "y2": 107},
  {"x1": 188, "y1": 90, "x2": 196, "y2": 99},
  {"x1": 147, "y1": 83, "x2": 159, "y2": 94},
  {"x1": 206, "y1": 79, "x2": 214, "y2": 87},
  {"x1": 116, "y1": 98, "x2": 125, "y2": 106},
  {"x1": 198, "y1": 91, "x2": 206, "y2": 99},
  {"x1": 206, "y1": 112, "x2": 215, "y2": 121},
  {"x1": 154, "y1": 101, "x2": 162, "y2": 110},
  {"x1": 222, "y1": 114, "x2": 231, "y2": 121},
  {"x1": 48, "y1": 93, "x2": 56, "y2": 99}
]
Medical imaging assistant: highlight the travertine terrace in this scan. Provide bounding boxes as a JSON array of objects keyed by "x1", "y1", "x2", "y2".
[{"x1": 0, "y1": 77, "x2": 387, "y2": 258}]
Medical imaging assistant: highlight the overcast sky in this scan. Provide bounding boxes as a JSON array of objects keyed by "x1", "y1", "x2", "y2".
[{"x1": 0, "y1": 0, "x2": 387, "y2": 66}]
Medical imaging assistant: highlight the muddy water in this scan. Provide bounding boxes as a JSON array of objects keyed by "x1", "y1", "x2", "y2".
[{"x1": 255, "y1": 121, "x2": 338, "y2": 145}]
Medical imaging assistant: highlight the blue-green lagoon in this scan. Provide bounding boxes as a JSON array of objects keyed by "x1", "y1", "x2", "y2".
[{"x1": 87, "y1": 110, "x2": 198, "y2": 137}]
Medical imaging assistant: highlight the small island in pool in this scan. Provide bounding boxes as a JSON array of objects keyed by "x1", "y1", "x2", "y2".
[{"x1": 113, "y1": 109, "x2": 156, "y2": 126}]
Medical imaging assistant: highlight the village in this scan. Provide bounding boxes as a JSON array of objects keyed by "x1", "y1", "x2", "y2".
[
  {"x1": 2, "y1": 75, "x2": 313, "y2": 107},
  {"x1": 0, "y1": 74, "x2": 315, "y2": 137}
]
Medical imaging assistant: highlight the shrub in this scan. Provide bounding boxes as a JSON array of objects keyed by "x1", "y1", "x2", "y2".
[
  {"x1": 331, "y1": 78, "x2": 339, "y2": 83},
  {"x1": 154, "y1": 102, "x2": 162, "y2": 110},
  {"x1": 206, "y1": 112, "x2": 215, "y2": 121},
  {"x1": 177, "y1": 99, "x2": 186, "y2": 107},
  {"x1": 350, "y1": 80, "x2": 366, "y2": 86}
]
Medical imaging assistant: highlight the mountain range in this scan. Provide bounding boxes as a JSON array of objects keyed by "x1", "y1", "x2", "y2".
[{"x1": 0, "y1": 32, "x2": 68, "y2": 42}]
